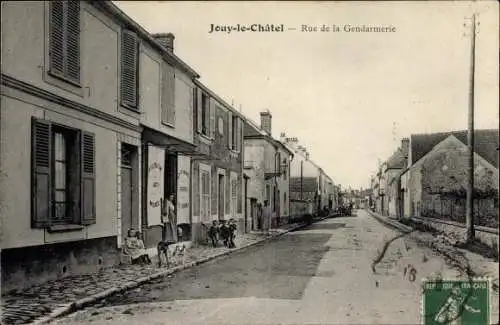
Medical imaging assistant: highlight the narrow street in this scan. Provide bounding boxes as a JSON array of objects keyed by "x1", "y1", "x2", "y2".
[{"x1": 52, "y1": 210, "x2": 495, "y2": 325}]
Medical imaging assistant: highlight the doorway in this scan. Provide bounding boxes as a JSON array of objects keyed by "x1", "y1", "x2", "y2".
[
  {"x1": 218, "y1": 174, "x2": 225, "y2": 220},
  {"x1": 121, "y1": 144, "x2": 136, "y2": 239}
]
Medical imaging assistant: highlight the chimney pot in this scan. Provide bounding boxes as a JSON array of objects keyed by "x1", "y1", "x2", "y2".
[{"x1": 153, "y1": 33, "x2": 175, "y2": 53}]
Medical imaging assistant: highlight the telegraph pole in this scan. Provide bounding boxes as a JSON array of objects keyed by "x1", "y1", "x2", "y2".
[{"x1": 465, "y1": 12, "x2": 476, "y2": 243}]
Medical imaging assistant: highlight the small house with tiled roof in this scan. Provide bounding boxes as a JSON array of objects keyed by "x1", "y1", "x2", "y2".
[{"x1": 400, "y1": 129, "x2": 499, "y2": 228}]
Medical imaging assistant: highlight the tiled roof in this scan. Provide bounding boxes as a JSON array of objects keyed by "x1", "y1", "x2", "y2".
[
  {"x1": 411, "y1": 129, "x2": 499, "y2": 168},
  {"x1": 385, "y1": 148, "x2": 406, "y2": 170}
]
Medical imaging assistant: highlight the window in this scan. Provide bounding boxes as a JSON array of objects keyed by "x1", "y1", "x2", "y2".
[
  {"x1": 231, "y1": 179, "x2": 237, "y2": 217},
  {"x1": 201, "y1": 93, "x2": 209, "y2": 136},
  {"x1": 49, "y1": 1, "x2": 81, "y2": 84},
  {"x1": 32, "y1": 118, "x2": 96, "y2": 228},
  {"x1": 120, "y1": 30, "x2": 139, "y2": 109},
  {"x1": 161, "y1": 62, "x2": 175, "y2": 125},
  {"x1": 201, "y1": 170, "x2": 210, "y2": 221}
]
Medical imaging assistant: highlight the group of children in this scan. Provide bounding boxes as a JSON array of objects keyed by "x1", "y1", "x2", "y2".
[{"x1": 208, "y1": 219, "x2": 237, "y2": 248}]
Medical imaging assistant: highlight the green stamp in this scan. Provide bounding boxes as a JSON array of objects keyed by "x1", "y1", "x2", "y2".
[{"x1": 422, "y1": 278, "x2": 491, "y2": 325}]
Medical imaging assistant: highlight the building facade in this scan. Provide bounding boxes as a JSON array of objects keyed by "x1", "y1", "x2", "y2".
[
  {"x1": 401, "y1": 131, "x2": 499, "y2": 228},
  {"x1": 190, "y1": 81, "x2": 245, "y2": 243},
  {"x1": 243, "y1": 112, "x2": 293, "y2": 230},
  {"x1": 1, "y1": 1, "x2": 147, "y2": 292},
  {"x1": 283, "y1": 135, "x2": 335, "y2": 216}
]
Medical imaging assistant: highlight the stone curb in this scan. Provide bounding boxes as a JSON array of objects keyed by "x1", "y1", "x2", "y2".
[
  {"x1": 367, "y1": 210, "x2": 413, "y2": 233},
  {"x1": 28, "y1": 219, "x2": 323, "y2": 325}
]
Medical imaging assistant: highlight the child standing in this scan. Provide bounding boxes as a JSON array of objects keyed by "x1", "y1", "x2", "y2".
[
  {"x1": 228, "y1": 219, "x2": 237, "y2": 248},
  {"x1": 219, "y1": 220, "x2": 230, "y2": 247},
  {"x1": 208, "y1": 220, "x2": 219, "y2": 247}
]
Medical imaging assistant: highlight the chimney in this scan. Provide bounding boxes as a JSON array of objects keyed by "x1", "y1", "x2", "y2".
[
  {"x1": 260, "y1": 110, "x2": 272, "y2": 135},
  {"x1": 280, "y1": 132, "x2": 286, "y2": 143},
  {"x1": 401, "y1": 138, "x2": 409, "y2": 158},
  {"x1": 153, "y1": 33, "x2": 175, "y2": 53}
]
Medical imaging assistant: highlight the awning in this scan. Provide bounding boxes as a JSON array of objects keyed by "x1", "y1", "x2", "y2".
[{"x1": 142, "y1": 126, "x2": 207, "y2": 157}]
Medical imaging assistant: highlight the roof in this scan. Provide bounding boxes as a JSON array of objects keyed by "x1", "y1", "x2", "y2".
[
  {"x1": 411, "y1": 129, "x2": 499, "y2": 167},
  {"x1": 242, "y1": 117, "x2": 294, "y2": 156},
  {"x1": 385, "y1": 148, "x2": 406, "y2": 170},
  {"x1": 96, "y1": 2, "x2": 200, "y2": 78},
  {"x1": 193, "y1": 79, "x2": 245, "y2": 119}
]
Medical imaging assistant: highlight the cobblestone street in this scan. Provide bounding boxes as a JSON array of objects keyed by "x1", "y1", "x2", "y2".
[{"x1": 1, "y1": 223, "x2": 304, "y2": 325}]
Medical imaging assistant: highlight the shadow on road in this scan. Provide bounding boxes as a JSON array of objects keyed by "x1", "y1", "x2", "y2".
[
  {"x1": 99, "y1": 233, "x2": 332, "y2": 307},
  {"x1": 300, "y1": 222, "x2": 347, "y2": 231}
]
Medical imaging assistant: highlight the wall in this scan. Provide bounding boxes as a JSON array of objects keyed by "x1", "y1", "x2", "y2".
[
  {"x1": 411, "y1": 216, "x2": 499, "y2": 254},
  {"x1": 138, "y1": 44, "x2": 194, "y2": 145},
  {"x1": 0, "y1": 90, "x2": 138, "y2": 249},
  {"x1": 419, "y1": 137, "x2": 499, "y2": 228},
  {"x1": 191, "y1": 101, "x2": 244, "y2": 242},
  {"x1": 1, "y1": 1, "x2": 137, "y2": 127},
  {"x1": 384, "y1": 169, "x2": 401, "y2": 217},
  {"x1": 244, "y1": 139, "x2": 265, "y2": 203}
]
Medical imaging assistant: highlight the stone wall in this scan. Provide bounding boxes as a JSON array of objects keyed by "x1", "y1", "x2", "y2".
[{"x1": 412, "y1": 216, "x2": 499, "y2": 253}]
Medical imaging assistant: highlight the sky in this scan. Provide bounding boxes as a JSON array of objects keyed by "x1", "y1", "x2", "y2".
[{"x1": 114, "y1": 1, "x2": 499, "y2": 189}]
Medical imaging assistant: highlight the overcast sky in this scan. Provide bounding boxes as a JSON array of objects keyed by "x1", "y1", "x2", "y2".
[{"x1": 114, "y1": 1, "x2": 499, "y2": 189}]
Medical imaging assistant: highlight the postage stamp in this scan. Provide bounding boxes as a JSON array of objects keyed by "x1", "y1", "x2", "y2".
[{"x1": 421, "y1": 277, "x2": 491, "y2": 325}]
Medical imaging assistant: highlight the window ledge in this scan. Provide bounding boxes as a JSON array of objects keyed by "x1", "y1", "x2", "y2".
[
  {"x1": 118, "y1": 105, "x2": 141, "y2": 118},
  {"x1": 198, "y1": 133, "x2": 213, "y2": 144},
  {"x1": 47, "y1": 224, "x2": 85, "y2": 233},
  {"x1": 162, "y1": 121, "x2": 176, "y2": 129}
]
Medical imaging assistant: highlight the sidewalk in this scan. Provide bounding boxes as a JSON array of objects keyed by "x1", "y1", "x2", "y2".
[
  {"x1": 1, "y1": 221, "x2": 315, "y2": 325},
  {"x1": 368, "y1": 210, "x2": 499, "y2": 293}
]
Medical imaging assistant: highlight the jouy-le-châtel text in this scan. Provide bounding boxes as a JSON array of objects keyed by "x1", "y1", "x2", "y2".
[{"x1": 209, "y1": 24, "x2": 285, "y2": 33}]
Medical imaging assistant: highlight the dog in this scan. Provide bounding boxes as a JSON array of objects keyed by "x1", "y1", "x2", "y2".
[
  {"x1": 157, "y1": 241, "x2": 187, "y2": 267},
  {"x1": 157, "y1": 240, "x2": 175, "y2": 267}
]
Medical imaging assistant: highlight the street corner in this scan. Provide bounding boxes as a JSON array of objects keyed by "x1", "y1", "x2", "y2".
[{"x1": 420, "y1": 277, "x2": 492, "y2": 325}]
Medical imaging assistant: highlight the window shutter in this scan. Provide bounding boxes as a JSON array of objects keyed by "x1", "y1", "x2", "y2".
[
  {"x1": 228, "y1": 111, "x2": 233, "y2": 149},
  {"x1": 49, "y1": 1, "x2": 64, "y2": 76},
  {"x1": 236, "y1": 117, "x2": 242, "y2": 152},
  {"x1": 81, "y1": 131, "x2": 96, "y2": 225},
  {"x1": 66, "y1": 1, "x2": 80, "y2": 82},
  {"x1": 209, "y1": 98, "x2": 215, "y2": 138},
  {"x1": 161, "y1": 62, "x2": 175, "y2": 125},
  {"x1": 32, "y1": 118, "x2": 52, "y2": 228},
  {"x1": 121, "y1": 30, "x2": 139, "y2": 108},
  {"x1": 196, "y1": 89, "x2": 202, "y2": 133}
]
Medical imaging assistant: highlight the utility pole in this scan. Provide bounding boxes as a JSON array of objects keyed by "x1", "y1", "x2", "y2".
[
  {"x1": 300, "y1": 160, "x2": 303, "y2": 200},
  {"x1": 465, "y1": 12, "x2": 477, "y2": 243}
]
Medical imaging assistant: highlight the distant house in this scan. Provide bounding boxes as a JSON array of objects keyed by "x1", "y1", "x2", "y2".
[
  {"x1": 243, "y1": 112, "x2": 294, "y2": 230},
  {"x1": 282, "y1": 135, "x2": 335, "y2": 216},
  {"x1": 400, "y1": 129, "x2": 499, "y2": 228},
  {"x1": 382, "y1": 138, "x2": 409, "y2": 218}
]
